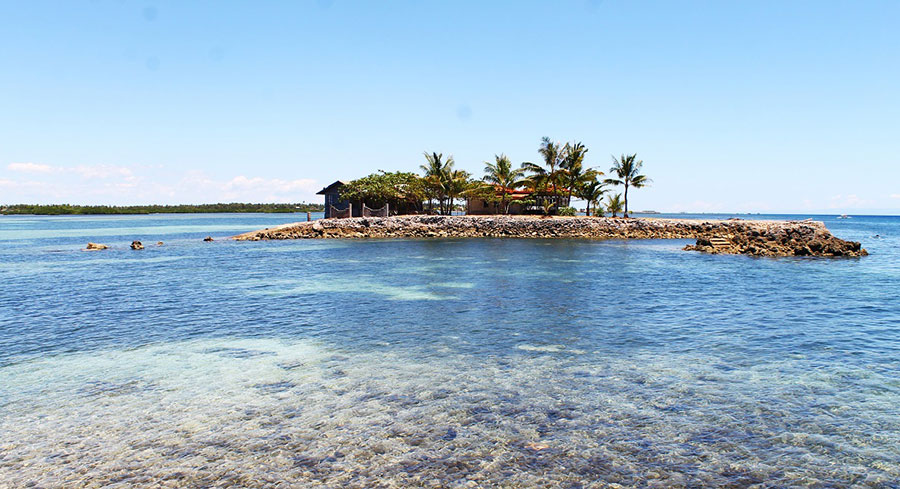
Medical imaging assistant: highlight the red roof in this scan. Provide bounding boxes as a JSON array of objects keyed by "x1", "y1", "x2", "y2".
[{"x1": 491, "y1": 185, "x2": 569, "y2": 198}]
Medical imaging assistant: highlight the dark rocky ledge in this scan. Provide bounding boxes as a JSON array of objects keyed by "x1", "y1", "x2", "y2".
[{"x1": 233, "y1": 215, "x2": 867, "y2": 257}]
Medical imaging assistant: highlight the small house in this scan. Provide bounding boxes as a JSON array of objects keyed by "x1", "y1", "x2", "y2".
[
  {"x1": 316, "y1": 180, "x2": 355, "y2": 218},
  {"x1": 316, "y1": 178, "x2": 418, "y2": 218},
  {"x1": 466, "y1": 186, "x2": 571, "y2": 215}
]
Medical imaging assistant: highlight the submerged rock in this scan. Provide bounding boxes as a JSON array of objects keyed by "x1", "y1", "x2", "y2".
[
  {"x1": 85, "y1": 242, "x2": 108, "y2": 251},
  {"x1": 203, "y1": 236, "x2": 214, "y2": 242},
  {"x1": 441, "y1": 427, "x2": 458, "y2": 441},
  {"x1": 232, "y1": 215, "x2": 867, "y2": 258},
  {"x1": 130, "y1": 240, "x2": 144, "y2": 250}
]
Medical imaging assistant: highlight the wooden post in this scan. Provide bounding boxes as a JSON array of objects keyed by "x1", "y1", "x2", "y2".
[{"x1": 307, "y1": 211, "x2": 311, "y2": 221}]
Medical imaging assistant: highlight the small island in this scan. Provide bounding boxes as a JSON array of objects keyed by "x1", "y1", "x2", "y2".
[{"x1": 235, "y1": 139, "x2": 866, "y2": 258}]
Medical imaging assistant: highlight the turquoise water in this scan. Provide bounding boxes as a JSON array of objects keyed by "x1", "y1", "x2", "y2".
[{"x1": 1, "y1": 213, "x2": 898, "y2": 487}]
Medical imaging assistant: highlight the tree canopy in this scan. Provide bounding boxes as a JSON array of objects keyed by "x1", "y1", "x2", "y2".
[
  {"x1": 481, "y1": 154, "x2": 526, "y2": 214},
  {"x1": 339, "y1": 171, "x2": 427, "y2": 211}
]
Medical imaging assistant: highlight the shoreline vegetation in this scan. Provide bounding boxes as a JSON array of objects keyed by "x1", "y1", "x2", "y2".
[
  {"x1": 333, "y1": 137, "x2": 649, "y2": 218},
  {"x1": 0, "y1": 203, "x2": 324, "y2": 215},
  {"x1": 233, "y1": 215, "x2": 867, "y2": 258}
]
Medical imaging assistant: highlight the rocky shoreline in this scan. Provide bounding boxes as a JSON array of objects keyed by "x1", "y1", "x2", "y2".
[{"x1": 233, "y1": 215, "x2": 867, "y2": 257}]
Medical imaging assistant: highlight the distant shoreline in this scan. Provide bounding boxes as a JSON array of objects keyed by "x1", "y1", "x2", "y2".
[{"x1": 0, "y1": 203, "x2": 324, "y2": 216}]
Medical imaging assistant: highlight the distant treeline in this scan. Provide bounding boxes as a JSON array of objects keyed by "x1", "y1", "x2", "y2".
[{"x1": 0, "y1": 203, "x2": 325, "y2": 215}]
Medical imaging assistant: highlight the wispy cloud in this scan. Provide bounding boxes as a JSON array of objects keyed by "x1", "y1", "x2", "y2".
[
  {"x1": 7, "y1": 162, "x2": 136, "y2": 180},
  {"x1": 735, "y1": 200, "x2": 775, "y2": 212},
  {"x1": 72, "y1": 164, "x2": 135, "y2": 180},
  {"x1": 7, "y1": 162, "x2": 54, "y2": 173},
  {"x1": 1, "y1": 162, "x2": 320, "y2": 205},
  {"x1": 225, "y1": 176, "x2": 317, "y2": 193},
  {"x1": 219, "y1": 175, "x2": 320, "y2": 202},
  {"x1": 828, "y1": 194, "x2": 874, "y2": 209},
  {"x1": 891, "y1": 193, "x2": 900, "y2": 199},
  {"x1": 661, "y1": 200, "x2": 725, "y2": 213}
]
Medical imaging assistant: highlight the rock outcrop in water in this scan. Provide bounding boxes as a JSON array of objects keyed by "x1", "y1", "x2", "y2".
[
  {"x1": 130, "y1": 240, "x2": 144, "y2": 250},
  {"x1": 85, "y1": 242, "x2": 108, "y2": 251},
  {"x1": 233, "y1": 216, "x2": 867, "y2": 257},
  {"x1": 684, "y1": 225, "x2": 866, "y2": 257}
]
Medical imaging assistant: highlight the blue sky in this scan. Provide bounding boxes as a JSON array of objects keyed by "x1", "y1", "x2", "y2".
[{"x1": 1, "y1": 1, "x2": 898, "y2": 213}]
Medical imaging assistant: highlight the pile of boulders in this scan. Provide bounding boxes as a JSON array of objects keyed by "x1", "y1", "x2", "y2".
[
  {"x1": 684, "y1": 223, "x2": 866, "y2": 257},
  {"x1": 236, "y1": 215, "x2": 710, "y2": 240},
  {"x1": 233, "y1": 216, "x2": 866, "y2": 258}
]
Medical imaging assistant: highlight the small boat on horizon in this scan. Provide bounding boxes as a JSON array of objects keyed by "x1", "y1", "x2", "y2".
[{"x1": 837, "y1": 214, "x2": 851, "y2": 219}]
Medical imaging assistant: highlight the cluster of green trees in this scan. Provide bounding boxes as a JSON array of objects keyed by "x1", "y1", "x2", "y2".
[
  {"x1": 480, "y1": 138, "x2": 650, "y2": 217},
  {"x1": 483, "y1": 137, "x2": 598, "y2": 216},
  {"x1": 0, "y1": 203, "x2": 324, "y2": 215},
  {"x1": 339, "y1": 137, "x2": 650, "y2": 217},
  {"x1": 336, "y1": 172, "x2": 426, "y2": 213},
  {"x1": 419, "y1": 152, "x2": 472, "y2": 215}
]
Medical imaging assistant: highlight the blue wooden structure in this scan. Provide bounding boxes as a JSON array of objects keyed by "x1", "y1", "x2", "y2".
[{"x1": 316, "y1": 181, "x2": 352, "y2": 218}]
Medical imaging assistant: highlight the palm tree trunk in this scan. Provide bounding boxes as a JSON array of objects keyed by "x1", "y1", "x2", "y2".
[{"x1": 624, "y1": 184, "x2": 629, "y2": 218}]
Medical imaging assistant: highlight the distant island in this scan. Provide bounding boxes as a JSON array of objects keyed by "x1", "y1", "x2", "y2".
[{"x1": 0, "y1": 203, "x2": 324, "y2": 215}]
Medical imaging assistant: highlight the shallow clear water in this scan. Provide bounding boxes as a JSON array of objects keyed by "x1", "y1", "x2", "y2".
[{"x1": 1, "y1": 213, "x2": 898, "y2": 487}]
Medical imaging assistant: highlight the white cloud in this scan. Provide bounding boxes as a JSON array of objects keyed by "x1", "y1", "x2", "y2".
[
  {"x1": 891, "y1": 193, "x2": 900, "y2": 199},
  {"x1": 225, "y1": 176, "x2": 317, "y2": 192},
  {"x1": 72, "y1": 164, "x2": 135, "y2": 180},
  {"x1": 7, "y1": 162, "x2": 54, "y2": 173},
  {"x1": 5, "y1": 162, "x2": 136, "y2": 180},
  {"x1": 1, "y1": 162, "x2": 320, "y2": 204},
  {"x1": 661, "y1": 200, "x2": 725, "y2": 213},
  {"x1": 828, "y1": 194, "x2": 874, "y2": 209},
  {"x1": 735, "y1": 200, "x2": 775, "y2": 213},
  {"x1": 0, "y1": 179, "x2": 49, "y2": 188},
  {"x1": 220, "y1": 176, "x2": 319, "y2": 203}
]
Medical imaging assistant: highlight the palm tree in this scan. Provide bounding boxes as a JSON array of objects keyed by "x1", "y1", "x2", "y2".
[
  {"x1": 560, "y1": 141, "x2": 592, "y2": 205},
  {"x1": 522, "y1": 137, "x2": 564, "y2": 214},
  {"x1": 420, "y1": 152, "x2": 454, "y2": 214},
  {"x1": 606, "y1": 193, "x2": 624, "y2": 217},
  {"x1": 445, "y1": 169, "x2": 471, "y2": 215},
  {"x1": 483, "y1": 154, "x2": 525, "y2": 214},
  {"x1": 604, "y1": 154, "x2": 649, "y2": 218},
  {"x1": 532, "y1": 136, "x2": 563, "y2": 174},
  {"x1": 577, "y1": 179, "x2": 607, "y2": 217}
]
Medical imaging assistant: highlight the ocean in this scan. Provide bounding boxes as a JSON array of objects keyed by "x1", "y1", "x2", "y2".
[{"x1": 1, "y1": 213, "x2": 898, "y2": 487}]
